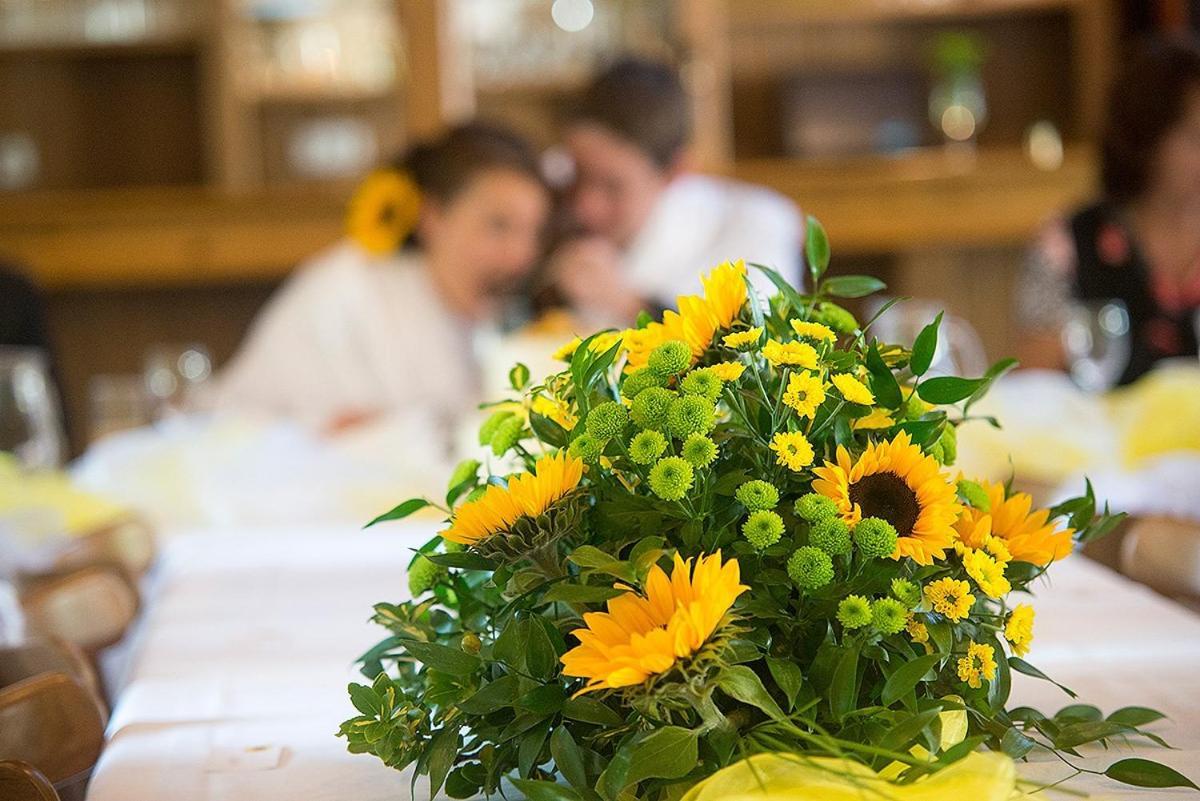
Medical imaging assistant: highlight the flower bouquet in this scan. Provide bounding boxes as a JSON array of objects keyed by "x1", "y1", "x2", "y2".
[{"x1": 340, "y1": 218, "x2": 1196, "y2": 799}]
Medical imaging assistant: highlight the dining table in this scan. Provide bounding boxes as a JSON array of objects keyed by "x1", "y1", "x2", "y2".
[{"x1": 84, "y1": 522, "x2": 1200, "y2": 801}]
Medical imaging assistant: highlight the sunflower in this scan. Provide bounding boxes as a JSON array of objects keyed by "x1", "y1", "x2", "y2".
[
  {"x1": 442, "y1": 452, "x2": 583, "y2": 547},
  {"x1": 625, "y1": 261, "x2": 748, "y2": 371},
  {"x1": 346, "y1": 169, "x2": 422, "y2": 255},
  {"x1": 560, "y1": 551, "x2": 748, "y2": 694},
  {"x1": 811, "y1": 431, "x2": 960, "y2": 565},
  {"x1": 956, "y1": 480, "x2": 1074, "y2": 565}
]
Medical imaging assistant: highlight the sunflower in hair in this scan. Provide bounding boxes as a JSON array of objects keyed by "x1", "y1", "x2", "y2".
[{"x1": 346, "y1": 169, "x2": 422, "y2": 255}]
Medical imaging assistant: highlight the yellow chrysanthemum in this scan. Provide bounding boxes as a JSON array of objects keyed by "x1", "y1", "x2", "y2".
[
  {"x1": 531, "y1": 394, "x2": 576, "y2": 431},
  {"x1": 789, "y1": 319, "x2": 838, "y2": 343},
  {"x1": 1005, "y1": 604, "x2": 1035, "y2": 657},
  {"x1": 924, "y1": 577, "x2": 975, "y2": 621},
  {"x1": 626, "y1": 261, "x2": 748, "y2": 370},
  {"x1": 831, "y1": 373, "x2": 875, "y2": 405},
  {"x1": 782, "y1": 371, "x2": 826, "y2": 418},
  {"x1": 957, "y1": 481, "x2": 1074, "y2": 565},
  {"x1": 708, "y1": 361, "x2": 746, "y2": 381},
  {"x1": 852, "y1": 408, "x2": 894, "y2": 431},
  {"x1": 770, "y1": 431, "x2": 815, "y2": 472},
  {"x1": 906, "y1": 614, "x2": 931, "y2": 645},
  {"x1": 956, "y1": 640, "x2": 997, "y2": 689},
  {"x1": 442, "y1": 452, "x2": 583, "y2": 546},
  {"x1": 960, "y1": 547, "x2": 1011, "y2": 599},
  {"x1": 762, "y1": 339, "x2": 818, "y2": 369},
  {"x1": 346, "y1": 169, "x2": 421, "y2": 255},
  {"x1": 560, "y1": 551, "x2": 748, "y2": 693},
  {"x1": 722, "y1": 327, "x2": 763, "y2": 350},
  {"x1": 811, "y1": 431, "x2": 961, "y2": 565}
]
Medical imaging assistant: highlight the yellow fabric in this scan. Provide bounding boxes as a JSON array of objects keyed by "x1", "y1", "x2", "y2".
[
  {"x1": 1107, "y1": 364, "x2": 1200, "y2": 468},
  {"x1": 681, "y1": 751, "x2": 1023, "y2": 801},
  {"x1": 0, "y1": 454, "x2": 125, "y2": 536}
]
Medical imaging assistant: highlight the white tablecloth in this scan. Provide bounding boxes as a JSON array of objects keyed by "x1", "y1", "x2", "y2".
[{"x1": 86, "y1": 525, "x2": 1200, "y2": 801}]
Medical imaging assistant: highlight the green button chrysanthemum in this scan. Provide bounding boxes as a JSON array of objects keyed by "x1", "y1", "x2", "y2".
[
  {"x1": 957, "y1": 479, "x2": 990, "y2": 512},
  {"x1": 735, "y1": 479, "x2": 779, "y2": 512},
  {"x1": 628, "y1": 430, "x2": 668, "y2": 465},
  {"x1": 568, "y1": 433, "x2": 605, "y2": 463},
  {"x1": 680, "y1": 368, "x2": 724, "y2": 402},
  {"x1": 787, "y1": 546, "x2": 834, "y2": 590},
  {"x1": 837, "y1": 595, "x2": 872, "y2": 629},
  {"x1": 890, "y1": 578, "x2": 922, "y2": 609},
  {"x1": 794, "y1": 492, "x2": 838, "y2": 524},
  {"x1": 648, "y1": 456, "x2": 695, "y2": 501},
  {"x1": 478, "y1": 410, "x2": 514, "y2": 446},
  {"x1": 586, "y1": 401, "x2": 629, "y2": 440},
  {"x1": 648, "y1": 340, "x2": 691, "y2": 377},
  {"x1": 813, "y1": 302, "x2": 859, "y2": 335},
  {"x1": 621, "y1": 367, "x2": 664, "y2": 399},
  {"x1": 871, "y1": 597, "x2": 908, "y2": 635},
  {"x1": 809, "y1": 517, "x2": 852, "y2": 556},
  {"x1": 490, "y1": 415, "x2": 525, "y2": 456},
  {"x1": 743, "y1": 510, "x2": 785, "y2": 551},
  {"x1": 667, "y1": 395, "x2": 716, "y2": 438},
  {"x1": 630, "y1": 387, "x2": 675, "y2": 431},
  {"x1": 853, "y1": 517, "x2": 899, "y2": 559},
  {"x1": 407, "y1": 554, "x2": 442, "y2": 596},
  {"x1": 681, "y1": 433, "x2": 719, "y2": 467}
]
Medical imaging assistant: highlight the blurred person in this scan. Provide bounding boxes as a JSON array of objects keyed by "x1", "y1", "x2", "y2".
[
  {"x1": 548, "y1": 57, "x2": 802, "y2": 327},
  {"x1": 216, "y1": 123, "x2": 550, "y2": 431},
  {"x1": 1018, "y1": 39, "x2": 1200, "y2": 384}
]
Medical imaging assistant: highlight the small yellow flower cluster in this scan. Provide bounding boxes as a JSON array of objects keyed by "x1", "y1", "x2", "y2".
[
  {"x1": 1005, "y1": 604, "x2": 1036, "y2": 657},
  {"x1": 782, "y1": 371, "x2": 826, "y2": 418},
  {"x1": 763, "y1": 339, "x2": 818, "y2": 368},
  {"x1": 957, "y1": 640, "x2": 997, "y2": 689},
  {"x1": 924, "y1": 577, "x2": 975, "y2": 621},
  {"x1": 770, "y1": 431, "x2": 815, "y2": 471}
]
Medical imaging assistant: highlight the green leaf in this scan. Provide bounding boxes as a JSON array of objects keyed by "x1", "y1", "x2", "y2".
[
  {"x1": 1104, "y1": 758, "x2": 1199, "y2": 790},
  {"x1": 562, "y1": 696, "x2": 623, "y2": 726},
  {"x1": 766, "y1": 657, "x2": 804, "y2": 711},
  {"x1": 881, "y1": 653, "x2": 943, "y2": 707},
  {"x1": 567, "y1": 546, "x2": 635, "y2": 581},
  {"x1": 510, "y1": 779, "x2": 584, "y2": 801},
  {"x1": 1054, "y1": 720, "x2": 1133, "y2": 749},
  {"x1": 1008, "y1": 657, "x2": 1077, "y2": 698},
  {"x1": 550, "y1": 726, "x2": 588, "y2": 792},
  {"x1": 909, "y1": 312, "x2": 943, "y2": 377},
  {"x1": 526, "y1": 620, "x2": 558, "y2": 679},
  {"x1": 459, "y1": 674, "x2": 520, "y2": 714},
  {"x1": 879, "y1": 708, "x2": 941, "y2": 753},
  {"x1": 1000, "y1": 726, "x2": 1036, "y2": 758},
  {"x1": 423, "y1": 551, "x2": 496, "y2": 571},
  {"x1": 917, "y1": 376, "x2": 987, "y2": 405},
  {"x1": 542, "y1": 583, "x2": 626, "y2": 604},
  {"x1": 1055, "y1": 704, "x2": 1102, "y2": 724},
  {"x1": 519, "y1": 684, "x2": 566, "y2": 715},
  {"x1": 750, "y1": 262, "x2": 806, "y2": 319},
  {"x1": 717, "y1": 664, "x2": 786, "y2": 721},
  {"x1": 364, "y1": 498, "x2": 429, "y2": 528},
  {"x1": 1107, "y1": 706, "x2": 1168, "y2": 727},
  {"x1": 805, "y1": 214, "x2": 831, "y2": 285},
  {"x1": 347, "y1": 682, "x2": 378, "y2": 716},
  {"x1": 402, "y1": 640, "x2": 481, "y2": 676},
  {"x1": 494, "y1": 618, "x2": 528, "y2": 672},
  {"x1": 510, "y1": 362, "x2": 531, "y2": 391},
  {"x1": 829, "y1": 646, "x2": 860, "y2": 723},
  {"x1": 964, "y1": 357, "x2": 1019, "y2": 413},
  {"x1": 427, "y1": 725, "x2": 459, "y2": 798},
  {"x1": 622, "y1": 727, "x2": 699, "y2": 790},
  {"x1": 518, "y1": 724, "x2": 551, "y2": 778},
  {"x1": 823, "y1": 275, "x2": 886, "y2": 299},
  {"x1": 865, "y1": 341, "x2": 903, "y2": 409},
  {"x1": 529, "y1": 412, "x2": 569, "y2": 449}
]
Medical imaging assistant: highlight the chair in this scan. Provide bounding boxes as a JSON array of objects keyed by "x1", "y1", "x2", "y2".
[
  {"x1": 0, "y1": 672, "x2": 105, "y2": 793},
  {"x1": 1121, "y1": 516, "x2": 1200, "y2": 610},
  {"x1": 0, "y1": 760, "x2": 60, "y2": 801},
  {"x1": 53, "y1": 515, "x2": 157, "y2": 579},
  {"x1": 0, "y1": 639, "x2": 104, "y2": 716},
  {"x1": 20, "y1": 566, "x2": 140, "y2": 655}
]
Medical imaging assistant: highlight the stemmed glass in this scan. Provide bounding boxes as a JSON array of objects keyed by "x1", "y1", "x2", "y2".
[
  {"x1": 0, "y1": 346, "x2": 65, "y2": 469},
  {"x1": 1061, "y1": 299, "x2": 1131, "y2": 392}
]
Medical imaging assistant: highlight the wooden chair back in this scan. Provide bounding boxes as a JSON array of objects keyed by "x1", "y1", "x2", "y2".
[
  {"x1": 0, "y1": 760, "x2": 60, "y2": 801},
  {"x1": 21, "y1": 566, "x2": 139, "y2": 654},
  {"x1": 0, "y1": 639, "x2": 104, "y2": 715},
  {"x1": 0, "y1": 672, "x2": 105, "y2": 786},
  {"x1": 1122, "y1": 515, "x2": 1200, "y2": 608},
  {"x1": 54, "y1": 516, "x2": 156, "y2": 579}
]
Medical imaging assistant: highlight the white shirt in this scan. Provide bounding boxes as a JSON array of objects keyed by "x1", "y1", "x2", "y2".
[
  {"x1": 623, "y1": 174, "x2": 802, "y2": 304},
  {"x1": 215, "y1": 243, "x2": 480, "y2": 430}
]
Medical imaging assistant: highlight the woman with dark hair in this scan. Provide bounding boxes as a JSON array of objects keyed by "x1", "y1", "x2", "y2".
[
  {"x1": 1017, "y1": 39, "x2": 1200, "y2": 383},
  {"x1": 216, "y1": 123, "x2": 550, "y2": 429}
]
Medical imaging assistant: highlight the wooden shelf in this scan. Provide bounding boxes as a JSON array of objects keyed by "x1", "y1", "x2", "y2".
[{"x1": 730, "y1": 0, "x2": 1088, "y2": 27}]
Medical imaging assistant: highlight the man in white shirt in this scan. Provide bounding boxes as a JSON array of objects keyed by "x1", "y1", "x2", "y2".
[{"x1": 549, "y1": 58, "x2": 802, "y2": 327}]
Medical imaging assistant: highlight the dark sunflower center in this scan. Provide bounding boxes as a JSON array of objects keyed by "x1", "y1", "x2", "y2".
[{"x1": 849, "y1": 472, "x2": 919, "y2": 537}]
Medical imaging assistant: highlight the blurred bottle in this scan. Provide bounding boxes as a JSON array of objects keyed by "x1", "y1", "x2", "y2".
[
  {"x1": 1061, "y1": 300, "x2": 1131, "y2": 393},
  {"x1": 0, "y1": 347, "x2": 66, "y2": 469}
]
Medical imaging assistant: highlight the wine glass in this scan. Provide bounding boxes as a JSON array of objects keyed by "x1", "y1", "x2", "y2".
[
  {"x1": 0, "y1": 346, "x2": 65, "y2": 469},
  {"x1": 1061, "y1": 299, "x2": 1131, "y2": 392}
]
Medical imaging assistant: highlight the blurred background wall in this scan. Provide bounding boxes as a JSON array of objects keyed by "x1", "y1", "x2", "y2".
[{"x1": 0, "y1": 0, "x2": 1196, "y2": 453}]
